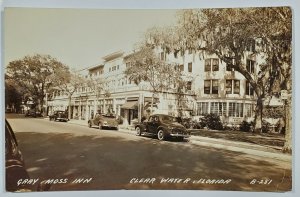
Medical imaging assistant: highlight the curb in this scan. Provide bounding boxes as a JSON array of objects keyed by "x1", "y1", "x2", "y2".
[{"x1": 66, "y1": 120, "x2": 291, "y2": 162}]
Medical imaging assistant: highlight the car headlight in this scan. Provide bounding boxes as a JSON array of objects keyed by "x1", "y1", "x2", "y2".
[{"x1": 167, "y1": 126, "x2": 174, "y2": 130}]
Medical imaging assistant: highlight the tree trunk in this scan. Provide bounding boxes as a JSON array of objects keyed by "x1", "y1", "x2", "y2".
[
  {"x1": 37, "y1": 95, "x2": 44, "y2": 113},
  {"x1": 68, "y1": 95, "x2": 72, "y2": 120},
  {"x1": 282, "y1": 99, "x2": 292, "y2": 153},
  {"x1": 253, "y1": 96, "x2": 263, "y2": 133},
  {"x1": 151, "y1": 93, "x2": 154, "y2": 115}
]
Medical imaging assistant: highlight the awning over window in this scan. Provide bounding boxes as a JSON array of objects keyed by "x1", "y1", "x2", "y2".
[{"x1": 121, "y1": 101, "x2": 138, "y2": 109}]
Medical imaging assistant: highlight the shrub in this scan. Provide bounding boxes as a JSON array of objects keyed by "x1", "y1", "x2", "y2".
[
  {"x1": 240, "y1": 121, "x2": 253, "y2": 132},
  {"x1": 262, "y1": 120, "x2": 271, "y2": 133},
  {"x1": 116, "y1": 116, "x2": 123, "y2": 124},
  {"x1": 201, "y1": 114, "x2": 223, "y2": 130}
]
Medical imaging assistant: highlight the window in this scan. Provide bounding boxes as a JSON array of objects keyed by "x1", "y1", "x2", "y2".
[
  {"x1": 226, "y1": 59, "x2": 235, "y2": 71},
  {"x1": 117, "y1": 65, "x2": 119, "y2": 70},
  {"x1": 246, "y1": 81, "x2": 254, "y2": 96},
  {"x1": 197, "y1": 102, "x2": 209, "y2": 115},
  {"x1": 109, "y1": 68, "x2": 111, "y2": 72},
  {"x1": 205, "y1": 59, "x2": 211, "y2": 72},
  {"x1": 188, "y1": 62, "x2": 192, "y2": 72},
  {"x1": 229, "y1": 103, "x2": 235, "y2": 117},
  {"x1": 174, "y1": 52, "x2": 178, "y2": 58},
  {"x1": 226, "y1": 80, "x2": 240, "y2": 94},
  {"x1": 210, "y1": 102, "x2": 219, "y2": 115},
  {"x1": 234, "y1": 80, "x2": 240, "y2": 94},
  {"x1": 226, "y1": 80, "x2": 232, "y2": 94},
  {"x1": 212, "y1": 80, "x2": 219, "y2": 94},
  {"x1": 245, "y1": 103, "x2": 254, "y2": 117},
  {"x1": 246, "y1": 59, "x2": 255, "y2": 74},
  {"x1": 205, "y1": 58, "x2": 219, "y2": 72},
  {"x1": 219, "y1": 102, "x2": 227, "y2": 116},
  {"x1": 179, "y1": 64, "x2": 184, "y2": 72},
  {"x1": 188, "y1": 48, "x2": 193, "y2": 54},
  {"x1": 160, "y1": 52, "x2": 165, "y2": 61},
  {"x1": 180, "y1": 50, "x2": 184, "y2": 57},
  {"x1": 229, "y1": 102, "x2": 244, "y2": 117},
  {"x1": 212, "y1": 59, "x2": 219, "y2": 71},
  {"x1": 186, "y1": 81, "x2": 192, "y2": 91},
  {"x1": 210, "y1": 102, "x2": 227, "y2": 116},
  {"x1": 204, "y1": 80, "x2": 211, "y2": 94},
  {"x1": 204, "y1": 80, "x2": 219, "y2": 94}
]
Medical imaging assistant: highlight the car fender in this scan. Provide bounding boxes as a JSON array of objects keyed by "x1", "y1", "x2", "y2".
[
  {"x1": 136, "y1": 124, "x2": 146, "y2": 132},
  {"x1": 157, "y1": 126, "x2": 169, "y2": 134}
]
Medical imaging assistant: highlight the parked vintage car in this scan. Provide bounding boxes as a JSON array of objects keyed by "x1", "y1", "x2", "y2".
[
  {"x1": 135, "y1": 114, "x2": 191, "y2": 141},
  {"x1": 88, "y1": 113, "x2": 119, "y2": 130},
  {"x1": 49, "y1": 110, "x2": 68, "y2": 122},
  {"x1": 25, "y1": 109, "x2": 42, "y2": 118}
]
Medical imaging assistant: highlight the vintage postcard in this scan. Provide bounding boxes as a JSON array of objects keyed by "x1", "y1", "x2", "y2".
[{"x1": 4, "y1": 7, "x2": 292, "y2": 193}]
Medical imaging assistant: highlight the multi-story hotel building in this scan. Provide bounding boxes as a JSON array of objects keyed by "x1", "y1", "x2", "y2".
[{"x1": 48, "y1": 47, "x2": 261, "y2": 126}]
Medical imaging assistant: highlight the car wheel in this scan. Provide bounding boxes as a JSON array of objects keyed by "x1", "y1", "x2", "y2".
[
  {"x1": 88, "y1": 122, "x2": 92, "y2": 128},
  {"x1": 157, "y1": 129, "x2": 165, "y2": 141},
  {"x1": 136, "y1": 127, "x2": 142, "y2": 136}
]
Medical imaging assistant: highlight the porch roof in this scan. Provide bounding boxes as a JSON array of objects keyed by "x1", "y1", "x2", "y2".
[{"x1": 121, "y1": 101, "x2": 138, "y2": 109}]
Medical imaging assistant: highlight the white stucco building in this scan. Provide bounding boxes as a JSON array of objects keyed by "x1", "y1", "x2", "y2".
[{"x1": 48, "y1": 46, "x2": 262, "y2": 125}]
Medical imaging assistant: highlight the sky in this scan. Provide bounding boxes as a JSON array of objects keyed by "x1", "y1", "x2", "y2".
[{"x1": 4, "y1": 8, "x2": 178, "y2": 69}]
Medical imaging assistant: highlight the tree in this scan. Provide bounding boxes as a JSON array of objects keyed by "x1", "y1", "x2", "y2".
[
  {"x1": 174, "y1": 8, "x2": 291, "y2": 134},
  {"x1": 174, "y1": 7, "x2": 291, "y2": 152},
  {"x1": 5, "y1": 75, "x2": 23, "y2": 113},
  {"x1": 85, "y1": 76, "x2": 106, "y2": 114},
  {"x1": 124, "y1": 45, "x2": 184, "y2": 115},
  {"x1": 6, "y1": 54, "x2": 70, "y2": 113},
  {"x1": 54, "y1": 68, "x2": 84, "y2": 120}
]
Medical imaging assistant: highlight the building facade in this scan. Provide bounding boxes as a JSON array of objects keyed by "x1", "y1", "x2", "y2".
[{"x1": 48, "y1": 47, "x2": 261, "y2": 126}]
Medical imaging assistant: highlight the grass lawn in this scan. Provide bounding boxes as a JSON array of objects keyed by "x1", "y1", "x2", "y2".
[{"x1": 190, "y1": 129, "x2": 285, "y2": 149}]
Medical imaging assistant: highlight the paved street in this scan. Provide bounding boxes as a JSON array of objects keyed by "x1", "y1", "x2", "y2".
[{"x1": 6, "y1": 114, "x2": 292, "y2": 192}]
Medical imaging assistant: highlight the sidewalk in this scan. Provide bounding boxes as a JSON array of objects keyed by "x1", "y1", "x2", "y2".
[{"x1": 66, "y1": 119, "x2": 291, "y2": 162}]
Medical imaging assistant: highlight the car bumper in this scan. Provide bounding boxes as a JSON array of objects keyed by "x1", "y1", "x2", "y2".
[
  {"x1": 102, "y1": 124, "x2": 118, "y2": 128},
  {"x1": 56, "y1": 118, "x2": 68, "y2": 121},
  {"x1": 169, "y1": 133, "x2": 190, "y2": 138}
]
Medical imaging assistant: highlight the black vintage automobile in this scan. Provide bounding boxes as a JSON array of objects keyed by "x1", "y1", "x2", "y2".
[
  {"x1": 5, "y1": 120, "x2": 51, "y2": 192},
  {"x1": 49, "y1": 110, "x2": 68, "y2": 122},
  {"x1": 25, "y1": 109, "x2": 42, "y2": 118},
  {"x1": 135, "y1": 114, "x2": 190, "y2": 141}
]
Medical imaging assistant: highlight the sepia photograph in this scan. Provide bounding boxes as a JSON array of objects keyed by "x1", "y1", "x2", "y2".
[{"x1": 3, "y1": 4, "x2": 294, "y2": 194}]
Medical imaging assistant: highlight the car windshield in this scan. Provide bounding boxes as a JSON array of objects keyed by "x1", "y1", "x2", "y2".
[{"x1": 160, "y1": 115, "x2": 177, "y2": 123}]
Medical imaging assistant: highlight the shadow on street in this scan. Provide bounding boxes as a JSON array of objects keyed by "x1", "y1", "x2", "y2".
[{"x1": 15, "y1": 131, "x2": 292, "y2": 191}]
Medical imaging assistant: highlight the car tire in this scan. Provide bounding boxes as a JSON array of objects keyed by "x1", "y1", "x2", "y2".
[
  {"x1": 136, "y1": 126, "x2": 142, "y2": 136},
  {"x1": 88, "y1": 122, "x2": 92, "y2": 128},
  {"x1": 157, "y1": 129, "x2": 165, "y2": 141}
]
